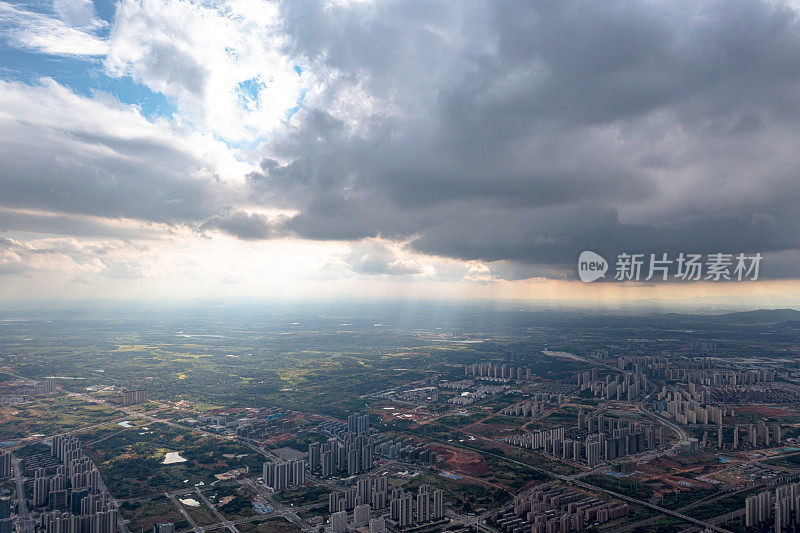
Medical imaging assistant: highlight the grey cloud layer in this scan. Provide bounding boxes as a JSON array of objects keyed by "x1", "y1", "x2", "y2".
[
  {"x1": 235, "y1": 0, "x2": 800, "y2": 277},
  {"x1": 0, "y1": 80, "x2": 241, "y2": 237}
]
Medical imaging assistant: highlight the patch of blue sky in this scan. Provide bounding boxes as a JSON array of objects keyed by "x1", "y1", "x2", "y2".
[
  {"x1": 0, "y1": 47, "x2": 174, "y2": 119},
  {"x1": 294, "y1": 65, "x2": 303, "y2": 76},
  {"x1": 285, "y1": 88, "x2": 307, "y2": 120},
  {"x1": 90, "y1": 75, "x2": 175, "y2": 119},
  {"x1": 91, "y1": 0, "x2": 118, "y2": 26},
  {"x1": 212, "y1": 131, "x2": 269, "y2": 152},
  {"x1": 9, "y1": 0, "x2": 113, "y2": 37},
  {"x1": 236, "y1": 76, "x2": 265, "y2": 108}
]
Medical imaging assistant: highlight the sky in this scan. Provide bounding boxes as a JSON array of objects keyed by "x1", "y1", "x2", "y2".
[{"x1": 3, "y1": 0, "x2": 800, "y2": 308}]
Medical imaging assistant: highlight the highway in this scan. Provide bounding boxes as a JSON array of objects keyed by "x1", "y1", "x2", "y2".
[
  {"x1": 408, "y1": 429, "x2": 733, "y2": 533},
  {"x1": 194, "y1": 488, "x2": 238, "y2": 533},
  {"x1": 239, "y1": 478, "x2": 315, "y2": 533},
  {"x1": 167, "y1": 492, "x2": 201, "y2": 531},
  {"x1": 636, "y1": 400, "x2": 689, "y2": 443},
  {"x1": 11, "y1": 456, "x2": 31, "y2": 533}
]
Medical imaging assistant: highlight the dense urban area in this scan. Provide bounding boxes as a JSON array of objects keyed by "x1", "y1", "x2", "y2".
[{"x1": 2, "y1": 304, "x2": 800, "y2": 533}]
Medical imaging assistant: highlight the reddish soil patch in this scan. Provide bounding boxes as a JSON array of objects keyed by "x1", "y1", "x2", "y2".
[
  {"x1": 635, "y1": 462, "x2": 663, "y2": 476},
  {"x1": 664, "y1": 476, "x2": 715, "y2": 490},
  {"x1": 429, "y1": 443, "x2": 489, "y2": 476},
  {"x1": 264, "y1": 433, "x2": 294, "y2": 445},
  {"x1": 737, "y1": 405, "x2": 796, "y2": 417},
  {"x1": 372, "y1": 410, "x2": 396, "y2": 422}
]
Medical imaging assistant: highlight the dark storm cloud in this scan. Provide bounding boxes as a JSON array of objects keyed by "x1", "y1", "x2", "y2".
[{"x1": 235, "y1": 0, "x2": 800, "y2": 277}]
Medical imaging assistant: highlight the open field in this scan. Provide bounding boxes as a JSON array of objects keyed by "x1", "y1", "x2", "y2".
[
  {"x1": 0, "y1": 392, "x2": 123, "y2": 440},
  {"x1": 80, "y1": 421, "x2": 263, "y2": 499},
  {"x1": 237, "y1": 517, "x2": 300, "y2": 533},
  {"x1": 119, "y1": 495, "x2": 189, "y2": 533}
]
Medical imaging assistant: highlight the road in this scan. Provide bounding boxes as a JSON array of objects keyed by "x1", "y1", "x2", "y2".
[
  {"x1": 677, "y1": 509, "x2": 745, "y2": 533},
  {"x1": 191, "y1": 514, "x2": 275, "y2": 533},
  {"x1": 11, "y1": 456, "x2": 31, "y2": 533},
  {"x1": 636, "y1": 401, "x2": 688, "y2": 443},
  {"x1": 613, "y1": 481, "x2": 767, "y2": 533},
  {"x1": 408, "y1": 428, "x2": 733, "y2": 533},
  {"x1": 167, "y1": 492, "x2": 201, "y2": 531},
  {"x1": 239, "y1": 478, "x2": 315, "y2": 533},
  {"x1": 194, "y1": 488, "x2": 238, "y2": 533}
]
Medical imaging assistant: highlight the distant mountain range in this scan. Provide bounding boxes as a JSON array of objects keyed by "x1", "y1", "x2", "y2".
[{"x1": 703, "y1": 308, "x2": 800, "y2": 324}]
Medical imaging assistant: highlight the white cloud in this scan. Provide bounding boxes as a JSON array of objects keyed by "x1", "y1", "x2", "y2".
[
  {"x1": 0, "y1": 1, "x2": 108, "y2": 56},
  {"x1": 0, "y1": 236, "x2": 156, "y2": 279},
  {"x1": 344, "y1": 239, "x2": 427, "y2": 276},
  {"x1": 105, "y1": 0, "x2": 312, "y2": 143},
  {"x1": 53, "y1": 0, "x2": 99, "y2": 29}
]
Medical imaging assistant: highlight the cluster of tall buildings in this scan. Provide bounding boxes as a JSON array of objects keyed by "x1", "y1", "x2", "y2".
[
  {"x1": 232, "y1": 409, "x2": 288, "y2": 439},
  {"x1": 328, "y1": 475, "x2": 389, "y2": 513},
  {"x1": 500, "y1": 402, "x2": 550, "y2": 418},
  {"x1": 653, "y1": 384, "x2": 731, "y2": 425},
  {"x1": 651, "y1": 384, "x2": 782, "y2": 451},
  {"x1": 329, "y1": 481, "x2": 444, "y2": 532},
  {"x1": 118, "y1": 389, "x2": 146, "y2": 406},
  {"x1": 745, "y1": 481, "x2": 800, "y2": 532},
  {"x1": 375, "y1": 437, "x2": 437, "y2": 466},
  {"x1": 664, "y1": 366, "x2": 776, "y2": 386},
  {"x1": 318, "y1": 415, "x2": 369, "y2": 440},
  {"x1": 262, "y1": 459, "x2": 307, "y2": 491},
  {"x1": 712, "y1": 382, "x2": 800, "y2": 404},
  {"x1": 499, "y1": 485, "x2": 629, "y2": 533},
  {"x1": 0, "y1": 378, "x2": 55, "y2": 399},
  {"x1": 28, "y1": 434, "x2": 119, "y2": 533},
  {"x1": 505, "y1": 414, "x2": 665, "y2": 466},
  {"x1": 0, "y1": 452, "x2": 11, "y2": 478},
  {"x1": 464, "y1": 362, "x2": 534, "y2": 381},
  {"x1": 310, "y1": 435, "x2": 374, "y2": 478},
  {"x1": 448, "y1": 384, "x2": 510, "y2": 405},
  {"x1": 616, "y1": 355, "x2": 777, "y2": 386},
  {"x1": 575, "y1": 369, "x2": 598, "y2": 386},
  {"x1": 727, "y1": 421, "x2": 782, "y2": 449},
  {"x1": 39, "y1": 495, "x2": 118, "y2": 533},
  {"x1": 530, "y1": 392, "x2": 567, "y2": 404},
  {"x1": 310, "y1": 415, "x2": 375, "y2": 478},
  {"x1": 330, "y1": 509, "x2": 385, "y2": 533},
  {"x1": 310, "y1": 413, "x2": 439, "y2": 482},
  {"x1": 578, "y1": 371, "x2": 647, "y2": 401},
  {"x1": 388, "y1": 485, "x2": 445, "y2": 528},
  {"x1": 0, "y1": 451, "x2": 10, "y2": 532},
  {"x1": 1, "y1": 497, "x2": 12, "y2": 533},
  {"x1": 347, "y1": 413, "x2": 370, "y2": 435}
]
